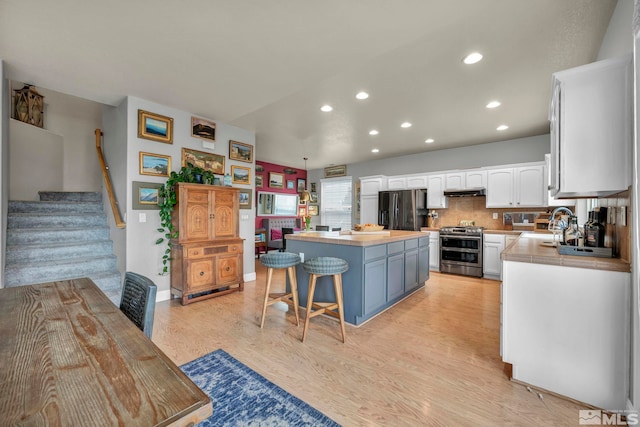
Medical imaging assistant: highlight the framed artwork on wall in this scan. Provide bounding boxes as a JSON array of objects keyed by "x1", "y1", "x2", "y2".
[
  {"x1": 231, "y1": 165, "x2": 251, "y2": 185},
  {"x1": 139, "y1": 152, "x2": 171, "y2": 177},
  {"x1": 138, "y1": 110, "x2": 173, "y2": 144},
  {"x1": 297, "y1": 178, "x2": 306, "y2": 192},
  {"x1": 191, "y1": 117, "x2": 216, "y2": 141},
  {"x1": 238, "y1": 189, "x2": 252, "y2": 209},
  {"x1": 256, "y1": 175, "x2": 263, "y2": 188},
  {"x1": 310, "y1": 182, "x2": 317, "y2": 192},
  {"x1": 324, "y1": 164, "x2": 347, "y2": 178},
  {"x1": 229, "y1": 140, "x2": 253, "y2": 163},
  {"x1": 308, "y1": 205, "x2": 319, "y2": 216},
  {"x1": 132, "y1": 181, "x2": 163, "y2": 210},
  {"x1": 287, "y1": 180, "x2": 295, "y2": 189},
  {"x1": 181, "y1": 148, "x2": 224, "y2": 175},
  {"x1": 269, "y1": 172, "x2": 284, "y2": 188}
]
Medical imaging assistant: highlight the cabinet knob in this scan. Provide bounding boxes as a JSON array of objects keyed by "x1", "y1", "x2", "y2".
[
  {"x1": 199, "y1": 271, "x2": 204, "y2": 276},
  {"x1": 225, "y1": 266, "x2": 231, "y2": 272}
]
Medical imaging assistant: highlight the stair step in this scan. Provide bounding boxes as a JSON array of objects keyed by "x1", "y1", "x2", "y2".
[
  {"x1": 4, "y1": 255, "x2": 118, "y2": 287},
  {"x1": 8, "y1": 200, "x2": 104, "y2": 214},
  {"x1": 8, "y1": 212, "x2": 107, "y2": 228},
  {"x1": 7, "y1": 226, "x2": 110, "y2": 245},
  {"x1": 5, "y1": 240, "x2": 114, "y2": 264},
  {"x1": 39, "y1": 191, "x2": 102, "y2": 202}
]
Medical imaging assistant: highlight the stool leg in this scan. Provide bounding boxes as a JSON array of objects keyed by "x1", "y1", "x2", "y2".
[
  {"x1": 287, "y1": 266, "x2": 300, "y2": 326},
  {"x1": 260, "y1": 267, "x2": 274, "y2": 328},
  {"x1": 302, "y1": 274, "x2": 317, "y2": 342},
  {"x1": 333, "y1": 273, "x2": 346, "y2": 343}
]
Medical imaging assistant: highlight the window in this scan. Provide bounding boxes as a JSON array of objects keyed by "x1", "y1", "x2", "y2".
[{"x1": 320, "y1": 177, "x2": 352, "y2": 230}]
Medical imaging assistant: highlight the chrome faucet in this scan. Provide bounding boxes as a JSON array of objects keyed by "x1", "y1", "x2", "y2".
[{"x1": 548, "y1": 206, "x2": 574, "y2": 243}]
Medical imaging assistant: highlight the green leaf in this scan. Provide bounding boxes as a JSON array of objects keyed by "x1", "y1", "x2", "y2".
[{"x1": 155, "y1": 238, "x2": 164, "y2": 245}]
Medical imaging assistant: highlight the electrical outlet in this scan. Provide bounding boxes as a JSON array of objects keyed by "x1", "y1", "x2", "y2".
[
  {"x1": 299, "y1": 252, "x2": 304, "y2": 263},
  {"x1": 492, "y1": 212, "x2": 498, "y2": 220},
  {"x1": 620, "y1": 206, "x2": 627, "y2": 226},
  {"x1": 139, "y1": 213, "x2": 146, "y2": 223}
]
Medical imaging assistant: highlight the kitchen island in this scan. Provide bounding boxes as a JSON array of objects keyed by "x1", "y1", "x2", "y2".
[
  {"x1": 286, "y1": 230, "x2": 429, "y2": 326},
  {"x1": 500, "y1": 232, "x2": 630, "y2": 410}
]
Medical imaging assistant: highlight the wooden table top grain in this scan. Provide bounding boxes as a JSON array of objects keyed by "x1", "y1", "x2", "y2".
[{"x1": 0, "y1": 278, "x2": 212, "y2": 426}]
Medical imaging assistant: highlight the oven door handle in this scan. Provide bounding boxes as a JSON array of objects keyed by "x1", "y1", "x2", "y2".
[{"x1": 440, "y1": 235, "x2": 482, "y2": 241}]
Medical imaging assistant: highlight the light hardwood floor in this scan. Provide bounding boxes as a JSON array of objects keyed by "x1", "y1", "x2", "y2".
[{"x1": 153, "y1": 264, "x2": 587, "y2": 426}]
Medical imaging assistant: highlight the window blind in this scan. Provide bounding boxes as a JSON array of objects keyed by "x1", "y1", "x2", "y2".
[{"x1": 320, "y1": 177, "x2": 352, "y2": 231}]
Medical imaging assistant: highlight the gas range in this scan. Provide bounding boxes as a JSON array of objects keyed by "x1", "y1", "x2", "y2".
[{"x1": 439, "y1": 225, "x2": 484, "y2": 278}]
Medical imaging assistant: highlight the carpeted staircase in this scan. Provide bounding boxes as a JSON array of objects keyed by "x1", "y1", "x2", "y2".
[{"x1": 5, "y1": 191, "x2": 122, "y2": 304}]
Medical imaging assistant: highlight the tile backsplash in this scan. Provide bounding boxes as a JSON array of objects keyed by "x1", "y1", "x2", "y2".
[{"x1": 597, "y1": 188, "x2": 630, "y2": 262}]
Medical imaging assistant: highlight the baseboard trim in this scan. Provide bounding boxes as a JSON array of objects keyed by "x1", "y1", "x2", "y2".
[
  {"x1": 244, "y1": 272, "x2": 256, "y2": 282},
  {"x1": 157, "y1": 289, "x2": 171, "y2": 302}
]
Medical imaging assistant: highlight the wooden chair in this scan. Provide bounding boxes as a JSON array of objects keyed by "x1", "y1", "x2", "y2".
[{"x1": 120, "y1": 272, "x2": 157, "y2": 339}]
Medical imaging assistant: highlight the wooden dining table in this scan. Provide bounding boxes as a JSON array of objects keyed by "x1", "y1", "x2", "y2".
[{"x1": 0, "y1": 278, "x2": 212, "y2": 426}]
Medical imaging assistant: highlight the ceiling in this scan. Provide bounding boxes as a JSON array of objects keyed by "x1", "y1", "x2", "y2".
[{"x1": 0, "y1": 0, "x2": 617, "y2": 170}]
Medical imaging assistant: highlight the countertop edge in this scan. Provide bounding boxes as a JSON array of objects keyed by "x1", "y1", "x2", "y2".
[{"x1": 286, "y1": 230, "x2": 426, "y2": 247}]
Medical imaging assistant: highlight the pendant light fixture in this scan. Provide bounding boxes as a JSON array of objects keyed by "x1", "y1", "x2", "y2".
[{"x1": 299, "y1": 157, "x2": 311, "y2": 202}]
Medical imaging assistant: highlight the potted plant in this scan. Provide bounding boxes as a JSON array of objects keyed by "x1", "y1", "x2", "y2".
[{"x1": 156, "y1": 163, "x2": 214, "y2": 274}]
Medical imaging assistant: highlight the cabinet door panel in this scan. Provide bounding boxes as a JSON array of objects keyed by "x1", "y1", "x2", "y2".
[
  {"x1": 427, "y1": 175, "x2": 447, "y2": 209},
  {"x1": 516, "y1": 166, "x2": 545, "y2": 207},
  {"x1": 418, "y1": 245, "x2": 429, "y2": 284},
  {"x1": 387, "y1": 253, "x2": 404, "y2": 300},
  {"x1": 214, "y1": 191, "x2": 236, "y2": 237},
  {"x1": 364, "y1": 259, "x2": 387, "y2": 315},
  {"x1": 216, "y1": 254, "x2": 240, "y2": 284},
  {"x1": 486, "y1": 169, "x2": 514, "y2": 207},
  {"x1": 405, "y1": 249, "x2": 419, "y2": 291},
  {"x1": 465, "y1": 170, "x2": 487, "y2": 189},
  {"x1": 187, "y1": 258, "x2": 215, "y2": 289},
  {"x1": 185, "y1": 203, "x2": 210, "y2": 241}
]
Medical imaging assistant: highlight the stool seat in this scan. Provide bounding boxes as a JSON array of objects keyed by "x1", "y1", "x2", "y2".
[
  {"x1": 260, "y1": 252, "x2": 301, "y2": 269},
  {"x1": 302, "y1": 257, "x2": 349, "y2": 275},
  {"x1": 301, "y1": 257, "x2": 349, "y2": 343},
  {"x1": 259, "y1": 252, "x2": 301, "y2": 329}
]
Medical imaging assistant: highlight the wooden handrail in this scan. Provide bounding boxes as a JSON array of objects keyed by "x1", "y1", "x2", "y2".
[{"x1": 95, "y1": 129, "x2": 125, "y2": 228}]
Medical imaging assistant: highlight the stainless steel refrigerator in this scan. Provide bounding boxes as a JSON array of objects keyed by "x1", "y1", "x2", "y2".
[{"x1": 378, "y1": 189, "x2": 428, "y2": 231}]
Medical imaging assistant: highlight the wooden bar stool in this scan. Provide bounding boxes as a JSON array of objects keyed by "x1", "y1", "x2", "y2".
[
  {"x1": 301, "y1": 257, "x2": 349, "y2": 343},
  {"x1": 259, "y1": 252, "x2": 301, "y2": 328}
]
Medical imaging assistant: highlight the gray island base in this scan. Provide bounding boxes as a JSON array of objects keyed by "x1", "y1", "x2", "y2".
[{"x1": 286, "y1": 230, "x2": 429, "y2": 326}]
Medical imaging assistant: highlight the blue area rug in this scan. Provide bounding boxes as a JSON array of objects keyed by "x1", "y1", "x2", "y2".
[{"x1": 181, "y1": 349, "x2": 340, "y2": 427}]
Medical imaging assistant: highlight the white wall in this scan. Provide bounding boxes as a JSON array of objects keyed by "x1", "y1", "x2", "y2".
[
  {"x1": 125, "y1": 97, "x2": 256, "y2": 300},
  {"x1": 0, "y1": 60, "x2": 8, "y2": 288}
]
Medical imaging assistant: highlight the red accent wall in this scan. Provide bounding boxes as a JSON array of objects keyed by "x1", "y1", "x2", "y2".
[{"x1": 255, "y1": 160, "x2": 307, "y2": 229}]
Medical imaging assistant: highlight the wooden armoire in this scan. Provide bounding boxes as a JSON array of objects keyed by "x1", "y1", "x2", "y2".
[{"x1": 170, "y1": 183, "x2": 244, "y2": 305}]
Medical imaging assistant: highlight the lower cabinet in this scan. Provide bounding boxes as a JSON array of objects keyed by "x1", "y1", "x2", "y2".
[
  {"x1": 171, "y1": 238, "x2": 244, "y2": 305},
  {"x1": 483, "y1": 234, "x2": 505, "y2": 280},
  {"x1": 428, "y1": 231, "x2": 439, "y2": 271},
  {"x1": 364, "y1": 258, "x2": 387, "y2": 315},
  {"x1": 387, "y1": 253, "x2": 405, "y2": 301}
]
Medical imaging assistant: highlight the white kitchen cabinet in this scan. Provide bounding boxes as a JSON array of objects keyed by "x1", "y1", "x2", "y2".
[
  {"x1": 549, "y1": 55, "x2": 632, "y2": 198},
  {"x1": 427, "y1": 174, "x2": 448, "y2": 209},
  {"x1": 387, "y1": 176, "x2": 407, "y2": 190},
  {"x1": 486, "y1": 165, "x2": 545, "y2": 208},
  {"x1": 406, "y1": 174, "x2": 428, "y2": 189},
  {"x1": 544, "y1": 154, "x2": 575, "y2": 207},
  {"x1": 465, "y1": 170, "x2": 487, "y2": 189},
  {"x1": 427, "y1": 231, "x2": 439, "y2": 271},
  {"x1": 360, "y1": 176, "x2": 387, "y2": 196},
  {"x1": 360, "y1": 194, "x2": 378, "y2": 225},
  {"x1": 483, "y1": 233, "x2": 505, "y2": 280},
  {"x1": 502, "y1": 259, "x2": 630, "y2": 409},
  {"x1": 445, "y1": 172, "x2": 465, "y2": 190}
]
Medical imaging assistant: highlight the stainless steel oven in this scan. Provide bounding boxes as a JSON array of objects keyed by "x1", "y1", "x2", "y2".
[{"x1": 439, "y1": 226, "x2": 483, "y2": 278}]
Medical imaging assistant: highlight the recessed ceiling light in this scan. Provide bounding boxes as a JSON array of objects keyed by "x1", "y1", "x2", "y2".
[
  {"x1": 425, "y1": 138, "x2": 435, "y2": 144},
  {"x1": 463, "y1": 52, "x2": 483, "y2": 65},
  {"x1": 320, "y1": 105, "x2": 333, "y2": 112},
  {"x1": 371, "y1": 148, "x2": 379, "y2": 153},
  {"x1": 486, "y1": 101, "x2": 501, "y2": 109},
  {"x1": 369, "y1": 130, "x2": 379, "y2": 135},
  {"x1": 356, "y1": 92, "x2": 369, "y2": 100},
  {"x1": 401, "y1": 122, "x2": 412, "y2": 128},
  {"x1": 497, "y1": 124, "x2": 509, "y2": 131}
]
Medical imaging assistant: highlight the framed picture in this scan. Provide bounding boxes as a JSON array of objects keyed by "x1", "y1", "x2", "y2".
[
  {"x1": 256, "y1": 175, "x2": 263, "y2": 188},
  {"x1": 299, "y1": 200, "x2": 307, "y2": 206},
  {"x1": 310, "y1": 182, "x2": 317, "y2": 192},
  {"x1": 354, "y1": 181, "x2": 361, "y2": 219},
  {"x1": 138, "y1": 110, "x2": 173, "y2": 144},
  {"x1": 287, "y1": 180, "x2": 295, "y2": 189},
  {"x1": 269, "y1": 172, "x2": 284, "y2": 188},
  {"x1": 324, "y1": 164, "x2": 347, "y2": 178},
  {"x1": 231, "y1": 165, "x2": 251, "y2": 185},
  {"x1": 297, "y1": 178, "x2": 306, "y2": 192},
  {"x1": 182, "y1": 148, "x2": 224, "y2": 174},
  {"x1": 308, "y1": 205, "x2": 319, "y2": 216},
  {"x1": 238, "y1": 189, "x2": 252, "y2": 209},
  {"x1": 191, "y1": 117, "x2": 216, "y2": 141},
  {"x1": 310, "y1": 192, "x2": 318, "y2": 203},
  {"x1": 139, "y1": 152, "x2": 171, "y2": 177},
  {"x1": 229, "y1": 140, "x2": 253, "y2": 163},
  {"x1": 132, "y1": 181, "x2": 163, "y2": 210},
  {"x1": 299, "y1": 207, "x2": 306, "y2": 217}
]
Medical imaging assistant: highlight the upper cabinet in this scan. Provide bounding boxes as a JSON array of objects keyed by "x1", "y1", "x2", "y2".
[
  {"x1": 387, "y1": 176, "x2": 407, "y2": 190},
  {"x1": 549, "y1": 55, "x2": 632, "y2": 198},
  {"x1": 427, "y1": 174, "x2": 448, "y2": 209},
  {"x1": 445, "y1": 170, "x2": 487, "y2": 190},
  {"x1": 486, "y1": 165, "x2": 545, "y2": 208},
  {"x1": 360, "y1": 175, "x2": 387, "y2": 196}
]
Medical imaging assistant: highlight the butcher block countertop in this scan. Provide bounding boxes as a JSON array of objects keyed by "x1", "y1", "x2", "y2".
[
  {"x1": 286, "y1": 230, "x2": 425, "y2": 247},
  {"x1": 501, "y1": 233, "x2": 630, "y2": 273}
]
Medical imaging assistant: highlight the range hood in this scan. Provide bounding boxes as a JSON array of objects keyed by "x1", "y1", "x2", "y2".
[{"x1": 443, "y1": 188, "x2": 486, "y2": 197}]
